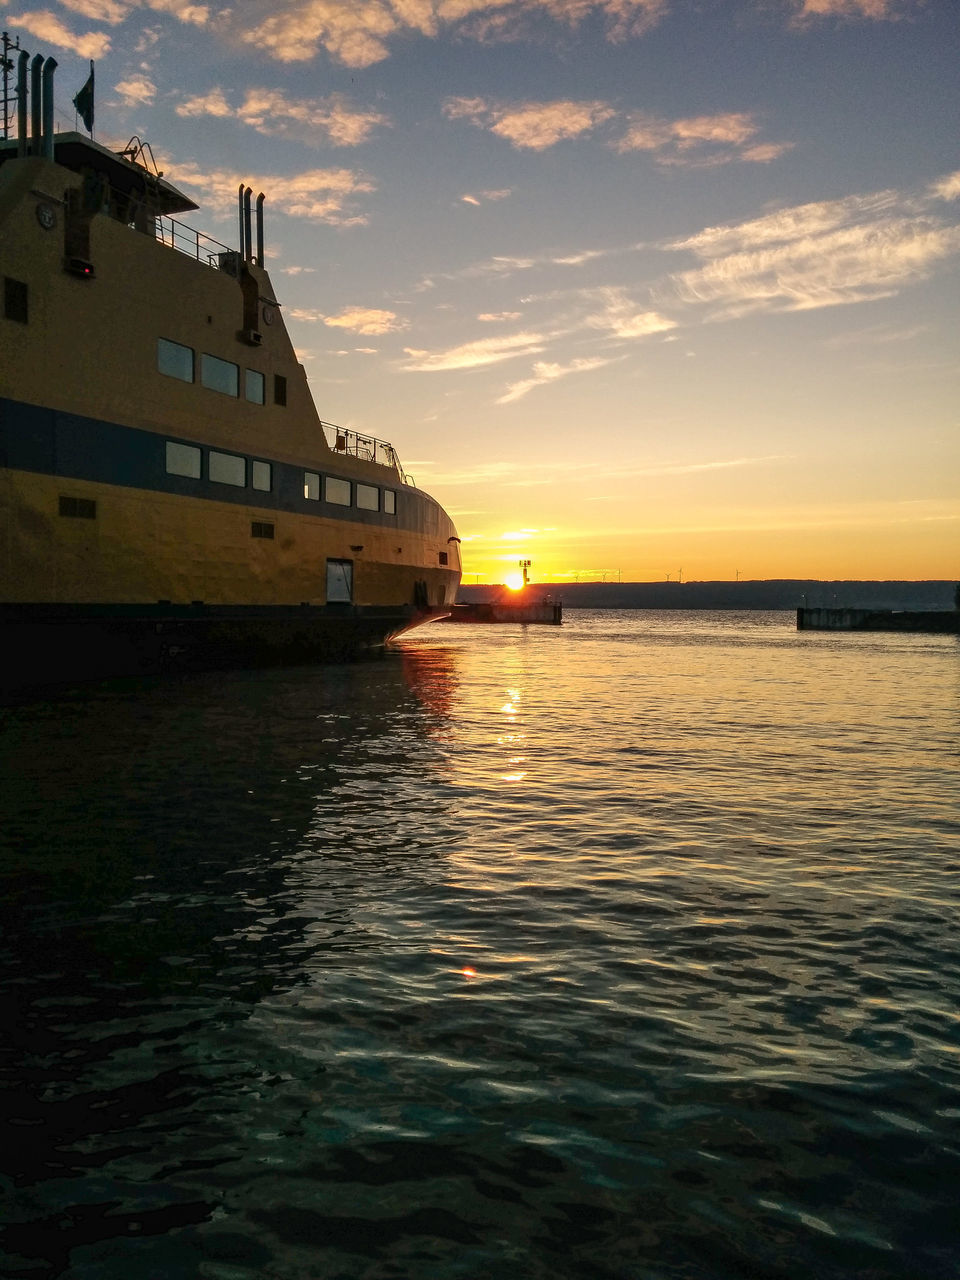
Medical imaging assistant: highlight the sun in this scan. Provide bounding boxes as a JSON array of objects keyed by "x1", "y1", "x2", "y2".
[{"x1": 505, "y1": 572, "x2": 525, "y2": 591}]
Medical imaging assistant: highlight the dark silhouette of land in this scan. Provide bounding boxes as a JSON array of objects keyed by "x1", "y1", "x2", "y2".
[{"x1": 457, "y1": 580, "x2": 957, "y2": 611}]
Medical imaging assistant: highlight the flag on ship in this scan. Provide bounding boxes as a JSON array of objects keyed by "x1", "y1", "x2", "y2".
[{"x1": 73, "y1": 61, "x2": 94, "y2": 133}]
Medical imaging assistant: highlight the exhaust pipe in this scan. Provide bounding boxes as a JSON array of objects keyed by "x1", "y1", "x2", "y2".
[
  {"x1": 237, "y1": 183, "x2": 245, "y2": 260},
  {"x1": 255, "y1": 191, "x2": 264, "y2": 265},
  {"x1": 30, "y1": 53, "x2": 42, "y2": 155},
  {"x1": 243, "y1": 186, "x2": 252, "y2": 263},
  {"x1": 16, "y1": 50, "x2": 28, "y2": 158},
  {"x1": 41, "y1": 57, "x2": 57, "y2": 159}
]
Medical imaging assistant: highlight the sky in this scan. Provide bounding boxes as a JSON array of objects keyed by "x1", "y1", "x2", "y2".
[{"x1": 4, "y1": 0, "x2": 959, "y2": 584}]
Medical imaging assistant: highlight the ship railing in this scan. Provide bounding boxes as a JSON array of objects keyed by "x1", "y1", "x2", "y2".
[
  {"x1": 321, "y1": 421, "x2": 415, "y2": 484},
  {"x1": 154, "y1": 214, "x2": 234, "y2": 268}
]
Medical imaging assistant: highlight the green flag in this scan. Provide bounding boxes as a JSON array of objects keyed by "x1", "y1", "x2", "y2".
[{"x1": 73, "y1": 61, "x2": 94, "y2": 133}]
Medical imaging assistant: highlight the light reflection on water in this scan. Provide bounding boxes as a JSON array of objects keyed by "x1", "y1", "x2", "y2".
[{"x1": 1, "y1": 610, "x2": 958, "y2": 1279}]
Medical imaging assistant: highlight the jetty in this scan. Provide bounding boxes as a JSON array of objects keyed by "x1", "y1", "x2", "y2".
[
  {"x1": 797, "y1": 607, "x2": 959, "y2": 633},
  {"x1": 443, "y1": 598, "x2": 562, "y2": 626}
]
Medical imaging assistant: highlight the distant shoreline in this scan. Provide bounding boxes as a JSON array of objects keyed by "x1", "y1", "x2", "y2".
[{"x1": 457, "y1": 580, "x2": 957, "y2": 612}]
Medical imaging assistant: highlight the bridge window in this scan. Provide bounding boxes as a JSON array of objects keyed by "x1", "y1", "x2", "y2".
[
  {"x1": 383, "y1": 490, "x2": 396, "y2": 515},
  {"x1": 325, "y1": 477, "x2": 351, "y2": 506},
  {"x1": 157, "y1": 337, "x2": 194, "y2": 382},
  {"x1": 201, "y1": 354, "x2": 239, "y2": 397},
  {"x1": 304, "y1": 471, "x2": 320, "y2": 500},
  {"x1": 356, "y1": 483, "x2": 379, "y2": 511},
  {"x1": 209, "y1": 450, "x2": 245, "y2": 486},
  {"x1": 251, "y1": 460, "x2": 272, "y2": 491},
  {"x1": 165, "y1": 440, "x2": 202, "y2": 478},
  {"x1": 245, "y1": 369, "x2": 265, "y2": 404}
]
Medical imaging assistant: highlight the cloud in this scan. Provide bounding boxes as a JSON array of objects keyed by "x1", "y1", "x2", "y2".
[
  {"x1": 401, "y1": 331, "x2": 548, "y2": 372},
  {"x1": 460, "y1": 188, "x2": 512, "y2": 206},
  {"x1": 115, "y1": 74, "x2": 156, "y2": 106},
  {"x1": 422, "y1": 244, "x2": 618, "y2": 289},
  {"x1": 233, "y1": 0, "x2": 666, "y2": 68},
  {"x1": 166, "y1": 163, "x2": 376, "y2": 225},
  {"x1": 176, "y1": 86, "x2": 389, "y2": 147},
  {"x1": 584, "y1": 287, "x2": 677, "y2": 338},
  {"x1": 60, "y1": 0, "x2": 129, "y2": 22},
  {"x1": 668, "y1": 192, "x2": 899, "y2": 255},
  {"x1": 146, "y1": 0, "x2": 209, "y2": 24},
  {"x1": 478, "y1": 311, "x2": 523, "y2": 322},
  {"x1": 445, "y1": 95, "x2": 616, "y2": 149},
  {"x1": 7, "y1": 10, "x2": 112, "y2": 57},
  {"x1": 323, "y1": 306, "x2": 407, "y2": 335},
  {"x1": 175, "y1": 88, "x2": 233, "y2": 118},
  {"x1": 823, "y1": 323, "x2": 929, "y2": 348},
  {"x1": 667, "y1": 218, "x2": 960, "y2": 317},
  {"x1": 419, "y1": 452, "x2": 788, "y2": 489},
  {"x1": 497, "y1": 356, "x2": 616, "y2": 403},
  {"x1": 930, "y1": 171, "x2": 960, "y2": 201},
  {"x1": 614, "y1": 110, "x2": 791, "y2": 166},
  {"x1": 792, "y1": 0, "x2": 916, "y2": 19}
]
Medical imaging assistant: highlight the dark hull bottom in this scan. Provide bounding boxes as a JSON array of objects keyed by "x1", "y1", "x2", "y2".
[{"x1": 0, "y1": 603, "x2": 450, "y2": 690}]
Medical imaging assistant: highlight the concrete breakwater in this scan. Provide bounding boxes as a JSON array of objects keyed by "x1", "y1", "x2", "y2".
[
  {"x1": 442, "y1": 600, "x2": 563, "y2": 625},
  {"x1": 797, "y1": 607, "x2": 960, "y2": 633}
]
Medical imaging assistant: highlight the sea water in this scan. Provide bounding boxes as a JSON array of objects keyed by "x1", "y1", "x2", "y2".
[{"x1": 1, "y1": 610, "x2": 958, "y2": 1279}]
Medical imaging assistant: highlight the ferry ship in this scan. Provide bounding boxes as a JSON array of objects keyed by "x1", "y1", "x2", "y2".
[{"x1": 0, "y1": 51, "x2": 461, "y2": 683}]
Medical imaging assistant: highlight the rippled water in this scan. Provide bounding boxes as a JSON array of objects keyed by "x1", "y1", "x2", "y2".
[{"x1": 2, "y1": 610, "x2": 958, "y2": 1279}]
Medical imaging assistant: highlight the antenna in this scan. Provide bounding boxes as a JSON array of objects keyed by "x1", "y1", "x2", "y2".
[{"x1": 1, "y1": 31, "x2": 21, "y2": 142}]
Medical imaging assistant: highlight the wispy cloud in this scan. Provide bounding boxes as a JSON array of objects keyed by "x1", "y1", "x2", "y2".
[
  {"x1": 7, "y1": 10, "x2": 112, "y2": 57},
  {"x1": 497, "y1": 356, "x2": 617, "y2": 403},
  {"x1": 60, "y1": 0, "x2": 128, "y2": 22},
  {"x1": 444, "y1": 96, "x2": 789, "y2": 164},
  {"x1": 614, "y1": 110, "x2": 791, "y2": 166},
  {"x1": 175, "y1": 87, "x2": 389, "y2": 147},
  {"x1": 791, "y1": 0, "x2": 917, "y2": 21},
  {"x1": 460, "y1": 189, "x2": 512, "y2": 206},
  {"x1": 401, "y1": 331, "x2": 548, "y2": 372},
  {"x1": 419, "y1": 453, "x2": 789, "y2": 488},
  {"x1": 663, "y1": 188, "x2": 960, "y2": 317},
  {"x1": 584, "y1": 287, "x2": 677, "y2": 338},
  {"x1": 419, "y1": 243, "x2": 620, "y2": 289},
  {"x1": 234, "y1": 0, "x2": 667, "y2": 68},
  {"x1": 823, "y1": 322, "x2": 929, "y2": 348},
  {"x1": 165, "y1": 163, "x2": 376, "y2": 226},
  {"x1": 145, "y1": 0, "x2": 209, "y2": 25},
  {"x1": 445, "y1": 96, "x2": 616, "y2": 149}
]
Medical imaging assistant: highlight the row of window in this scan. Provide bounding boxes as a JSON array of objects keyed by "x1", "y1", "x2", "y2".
[
  {"x1": 158, "y1": 338, "x2": 286, "y2": 407},
  {"x1": 166, "y1": 441, "x2": 272, "y2": 491},
  {"x1": 164, "y1": 440, "x2": 397, "y2": 513}
]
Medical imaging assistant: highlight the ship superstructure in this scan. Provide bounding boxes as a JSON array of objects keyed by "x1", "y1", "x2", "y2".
[{"x1": 0, "y1": 52, "x2": 461, "y2": 679}]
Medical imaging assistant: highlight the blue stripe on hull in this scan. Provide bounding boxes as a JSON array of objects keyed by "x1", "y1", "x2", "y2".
[{"x1": 0, "y1": 397, "x2": 411, "y2": 527}]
